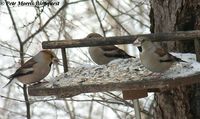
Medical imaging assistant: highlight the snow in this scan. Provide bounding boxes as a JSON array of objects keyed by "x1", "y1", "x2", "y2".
[
  {"x1": 53, "y1": 53, "x2": 200, "y2": 85},
  {"x1": 39, "y1": 53, "x2": 200, "y2": 119},
  {"x1": 43, "y1": 53, "x2": 200, "y2": 90},
  {"x1": 49, "y1": 58, "x2": 145, "y2": 88}
]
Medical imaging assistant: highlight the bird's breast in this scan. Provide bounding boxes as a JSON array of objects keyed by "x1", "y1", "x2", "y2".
[
  {"x1": 17, "y1": 64, "x2": 51, "y2": 84},
  {"x1": 140, "y1": 51, "x2": 172, "y2": 73},
  {"x1": 88, "y1": 47, "x2": 114, "y2": 65}
]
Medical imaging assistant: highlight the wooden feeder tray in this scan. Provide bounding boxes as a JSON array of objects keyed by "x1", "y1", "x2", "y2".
[
  {"x1": 28, "y1": 58, "x2": 200, "y2": 99},
  {"x1": 29, "y1": 30, "x2": 200, "y2": 100}
]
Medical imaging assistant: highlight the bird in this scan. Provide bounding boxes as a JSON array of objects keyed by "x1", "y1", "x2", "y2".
[
  {"x1": 86, "y1": 33, "x2": 134, "y2": 65},
  {"x1": 3, "y1": 50, "x2": 59, "y2": 87},
  {"x1": 137, "y1": 38, "x2": 186, "y2": 73}
]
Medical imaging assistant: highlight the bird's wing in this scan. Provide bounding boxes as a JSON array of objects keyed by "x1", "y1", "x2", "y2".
[
  {"x1": 154, "y1": 48, "x2": 173, "y2": 62},
  {"x1": 20, "y1": 57, "x2": 37, "y2": 68},
  {"x1": 100, "y1": 45, "x2": 119, "y2": 51},
  {"x1": 154, "y1": 47, "x2": 168, "y2": 57},
  {"x1": 10, "y1": 58, "x2": 37, "y2": 78},
  {"x1": 101, "y1": 46, "x2": 133, "y2": 58},
  {"x1": 3, "y1": 57, "x2": 38, "y2": 88},
  {"x1": 155, "y1": 48, "x2": 186, "y2": 62}
]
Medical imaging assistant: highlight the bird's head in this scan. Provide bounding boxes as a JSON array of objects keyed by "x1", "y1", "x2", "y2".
[
  {"x1": 86, "y1": 33, "x2": 103, "y2": 39},
  {"x1": 134, "y1": 37, "x2": 154, "y2": 51},
  {"x1": 41, "y1": 50, "x2": 59, "y2": 65},
  {"x1": 140, "y1": 40, "x2": 154, "y2": 50}
]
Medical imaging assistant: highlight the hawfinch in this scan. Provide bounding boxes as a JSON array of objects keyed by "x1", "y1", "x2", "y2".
[
  {"x1": 4, "y1": 50, "x2": 59, "y2": 87},
  {"x1": 138, "y1": 39, "x2": 185, "y2": 73},
  {"x1": 87, "y1": 33, "x2": 134, "y2": 65}
]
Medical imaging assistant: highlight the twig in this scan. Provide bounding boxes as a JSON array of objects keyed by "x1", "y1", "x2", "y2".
[
  {"x1": 4, "y1": 1, "x2": 30, "y2": 119},
  {"x1": 0, "y1": 94, "x2": 127, "y2": 106},
  {"x1": 0, "y1": 95, "x2": 25, "y2": 102},
  {"x1": 23, "y1": 85, "x2": 30, "y2": 119},
  {"x1": 96, "y1": 0, "x2": 131, "y2": 35},
  {"x1": 4, "y1": 0, "x2": 22, "y2": 44},
  {"x1": 22, "y1": 2, "x2": 68, "y2": 45},
  {"x1": 0, "y1": 107, "x2": 26, "y2": 117},
  {"x1": 106, "y1": 0, "x2": 149, "y2": 28},
  {"x1": 91, "y1": 0, "x2": 106, "y2": 36},
  {"x1": 23, "y1": 0, "x2": 88, "y2": 45}
]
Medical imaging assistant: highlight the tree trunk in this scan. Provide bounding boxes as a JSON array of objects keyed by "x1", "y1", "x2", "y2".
[{"x1": 150, "y1": 0, "x2": 200, "y2": 119}]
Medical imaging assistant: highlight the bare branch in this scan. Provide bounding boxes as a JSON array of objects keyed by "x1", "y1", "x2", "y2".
[
  {"x1": 96, "y1": 0, "x2": 131, "y2": 35},
  {"x1": 5, "y1": 0, "x2": 22, "y2": 44},
  {"x1": 0, "y1": 107, "x2": 26, "y2": 117},
  {"x1": 23, "y1": 0, "x2": 89, "y2": 45},
  {"x1": 91, "y1": 0, "x2": 106, "y2": 36},
  {"x1": 5, "y1": 0, "x2": 30, "y2": 118},
  {"x1": 22, "y1": 3, "x2": 67, "y2": 45},
  {"x1": 106, "y1": 0, "x2": 149, "y2": 28}
]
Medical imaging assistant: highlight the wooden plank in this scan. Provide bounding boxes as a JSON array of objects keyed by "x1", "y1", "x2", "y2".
[
  {"x1": 42, "y1": 30, "x2": 200, "y2": 49},
  {"x1": 194, "y1": 39, "x2": 200, "y2": 61},
  {"x1": 61, "y1": 48, "x2": 68, "y2": 72},
  {"x1": 122, "y1": 90, "x2": 148, "y2": 100},
  {"x1": 28, "y1": 71, "x2": 200, "y2": 98}
]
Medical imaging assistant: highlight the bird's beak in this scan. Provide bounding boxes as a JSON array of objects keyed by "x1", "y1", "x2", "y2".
[
  {"x1": 133, "y1": 38, "x2": 143, "y2": 52},
  {"x1": 52, "y1": 57, "x2": 60, "y2": 65},
  {"x1": 133, "y1": 38, "x2": 141, "y2": 47}
]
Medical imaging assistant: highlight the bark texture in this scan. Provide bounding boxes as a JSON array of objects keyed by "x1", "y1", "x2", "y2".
[{"x1": 150, "y1": 0, "x2": 200, "y2": 119}]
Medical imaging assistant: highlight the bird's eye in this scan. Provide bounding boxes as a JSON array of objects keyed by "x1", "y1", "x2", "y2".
[{"x1": 53, "y1": 57, "x2": 59, "y2": 63}]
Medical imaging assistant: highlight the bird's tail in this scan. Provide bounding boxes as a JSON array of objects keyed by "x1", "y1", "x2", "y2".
[
  {"x1": 124, "y1": 55, "x2": 135, "y2": 58},
  {"x1": 3, "y1": 76, "x2": 14, "y2": 88},
  {"x1": 161, "y1": 55, "x2": 187, "y2": 63}
]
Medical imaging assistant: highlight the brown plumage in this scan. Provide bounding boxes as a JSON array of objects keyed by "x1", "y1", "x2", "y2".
[
  {"x1": 87, "y1": 33, "x2": 134, "y2": 65},
  {"x1": 139, "y1": 40, "x2": 186, "y2": 73},
  {"x1": 4, "y1": 50, "x2": 59, "y2": 87}
]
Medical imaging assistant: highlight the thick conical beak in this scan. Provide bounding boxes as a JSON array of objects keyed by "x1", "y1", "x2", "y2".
[
  {"x1": 133, "y1": 38, "x2": 142, "y2": 47},
  {"x1": 133, "y1": 37, "x2": 144, "y2": 52},
  {"x1": 52, "y1": 57, "x2": 60, "y2": 64}
]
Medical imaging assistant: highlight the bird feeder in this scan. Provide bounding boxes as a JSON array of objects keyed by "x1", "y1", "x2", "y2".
[{"x1": 28, "y1": 30, "x2": 200, "y2": 100}]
